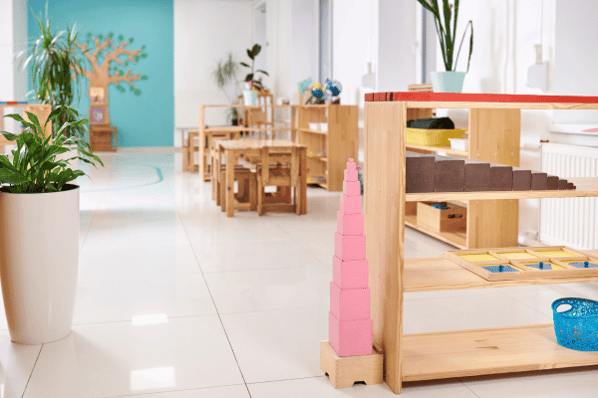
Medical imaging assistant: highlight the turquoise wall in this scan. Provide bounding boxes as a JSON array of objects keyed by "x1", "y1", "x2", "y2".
[{"x1": 28, "y1": 0, "x2": 174, "y2": 147}]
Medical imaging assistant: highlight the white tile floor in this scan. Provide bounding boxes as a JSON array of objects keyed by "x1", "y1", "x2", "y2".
[{"x1": 2, "y1": 150, "x2": 598, "y2": 397}]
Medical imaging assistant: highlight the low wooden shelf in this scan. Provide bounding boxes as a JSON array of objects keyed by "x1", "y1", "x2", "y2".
[
  {"x1": 363, "y1": 92, "x2": 598, "y2": 394},
  {"x1": 404, "y1": 256, "x2": 598, "y2": 292},
  {"x1": 402, "y1": 324, "x2": 598, "y2": 382},
  {"x1": 404, "y1": 214, "x2": 467, "y2": 249},
  {"x1": 296, "y1": 105, "x2": 358, "y2": 191}
]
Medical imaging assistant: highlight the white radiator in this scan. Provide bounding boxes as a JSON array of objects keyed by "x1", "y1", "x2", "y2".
[{"x1": 540, "y1": 143, "x2": 598, "y2": 250}]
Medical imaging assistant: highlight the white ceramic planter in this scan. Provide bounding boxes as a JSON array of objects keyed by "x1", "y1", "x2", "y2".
[
  {"x1": 0, "y1": 185, "x2": 79, "y2": 344},
  {"x1": 430, "y1": 71, "x2": 466, "y2": 93},
  {"x1": 243, "y1": 90, "x2": 258, "y2": 105}
]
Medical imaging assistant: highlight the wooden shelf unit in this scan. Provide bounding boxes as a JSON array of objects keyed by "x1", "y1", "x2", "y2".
[
  {"x1": 363, "y1": 93, "x2": 598, "y2": 394},
  {"x1": 404, "y1": 100, "x2": 521, "y2": 249},
  {"x1": 296, "y1": 105, "x2": 358, "y2": 191}
]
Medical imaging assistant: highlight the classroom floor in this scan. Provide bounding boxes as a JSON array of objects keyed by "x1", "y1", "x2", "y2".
[{"x1": 1, "y1": 150, "x2": 598, "y2": 397}]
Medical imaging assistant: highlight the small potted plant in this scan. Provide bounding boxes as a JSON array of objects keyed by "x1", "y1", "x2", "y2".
[
  {"x1": 240, "y1": 44, "x2": 269, "y2": 105},
  {"x1": 0, "y1": 106, "x2": 103, "y2": 344},
  {"x1": 416, "y1": 0, "x2": 473, "y2": 92}
]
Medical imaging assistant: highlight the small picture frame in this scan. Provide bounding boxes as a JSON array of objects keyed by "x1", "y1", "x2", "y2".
[
  {"x1": 90, "y1": 107, "x2": 105, "y2": 124},
  {"x1": 90, "y1": 87, "x2": 105, "y2": 104}
]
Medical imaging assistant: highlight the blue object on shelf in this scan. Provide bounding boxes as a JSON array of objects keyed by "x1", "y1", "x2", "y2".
[
  {"x1": 482, "y1": 264, "x2": 519, "y2": 273},
  {"x1": 568, "y1": 261, "x2": 598, "y2": 269},
  {"x1": 552, "y1": 297, "x2": 598, "y2": 351},
  {"x1": 431, "y1": 204, "x2": 450, "y2": 210},
  {"x1": 526, "y1": 262, "x2": 556, "y2": 270}
]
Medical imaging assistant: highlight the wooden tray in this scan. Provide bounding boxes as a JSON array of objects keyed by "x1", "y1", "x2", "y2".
[{"x1": 444, "y1": 246, "x2": 598, "y2": 281}]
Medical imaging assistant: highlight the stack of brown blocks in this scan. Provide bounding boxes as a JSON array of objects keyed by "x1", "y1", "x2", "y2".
[{"x1": 406, "y1": 152, "x2": 575, "y2": 193}]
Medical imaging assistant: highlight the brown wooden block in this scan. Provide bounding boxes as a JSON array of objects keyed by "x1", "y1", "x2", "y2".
[
  {"x1": 406, "y1": 152, "x2": 435, "y2": 193},
  {"x1": 490, "y1": 165, "x2": 513, "y2": 191},
  {"x1": 547, "y1": 175, "x2": 559, "y2": 190},
  {"x1": 464, "y1": 162, "x2": 490, "y2": 192},
  {"x1": 558, "y1": 179, "x2": 568, "y2": 190},
  {"x1": 435, "y1": 159, "x2": 465, "y2": 192},
  {"x1": 512, "y1": 169, "x2": 532, "y2": 191},
  {"x1": 568, "y1": 182, "x2": 575, "y2": 190},
  {"x1": 531, "y1": 172, "x2": 548, "y2": 190}
]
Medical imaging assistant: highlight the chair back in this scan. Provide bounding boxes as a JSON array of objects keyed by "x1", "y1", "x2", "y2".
[{"x1": 260, "y1": 146, "x2": 299, "y2": 187}]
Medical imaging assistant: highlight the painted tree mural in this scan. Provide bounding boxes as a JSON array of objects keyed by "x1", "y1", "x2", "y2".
[{"x1": 74, "y1": 32, "x2": 148, "y2": 124}]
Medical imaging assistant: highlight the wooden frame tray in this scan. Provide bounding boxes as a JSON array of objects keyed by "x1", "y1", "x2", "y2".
[{"x1": 444, "y1": 246, "x2": 598, "y2": 281}]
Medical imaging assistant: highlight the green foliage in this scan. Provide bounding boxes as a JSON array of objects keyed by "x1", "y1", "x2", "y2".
[
  {"x1": 416, "y1": 0, "x2": 474, "y2": 72},
  {"x1": 0, "y1": 106, "x2": 104, "y2": 193},
  {"x1": 24, "y1": 4, "x2": 88, "y2": 138},
  {"x1": 240, "y1": 44, "x2": 268, "y2": 90}
]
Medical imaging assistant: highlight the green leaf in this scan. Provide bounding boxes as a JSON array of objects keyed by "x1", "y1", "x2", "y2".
[
  {"x1": 246, "y1": 49, "x2": 255, "y2": 60},
  {"x1": 141, "y1": 53, "x2": 147, "y2": 58},
  {"x1": 119, "y1": 34, "x2": 124, "y2": 41},
  {"x1": 251, "y1": 44, "x2": 261, "y2": 58},
  {"x1": 141, "y1": 75, "x2": 148, "y2": 80},
  {"x1": 244, "y1": 73, "x2": 254, "y2": 82},
  {"x1": 256, "y1": 70, "x2": 269, "y2": 76},
  {"x1": 240, "y1": 62, "x2": 250, "y2": 68},
  {"x1": 129, "y1": 37, "x2": 134, "y2": 43},
  {"x1": 134, "y1": 90, "x2": 141, "y2": 96}
]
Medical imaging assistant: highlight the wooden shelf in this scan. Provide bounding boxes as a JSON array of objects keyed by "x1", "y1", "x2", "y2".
[
  {"x1": 405, "y1": 215, "x2": 466, "y2": 249},
  {"x1": 406, "y1": 144, "x2": 468, "y2": 157},
  {"x1": 299, "y1": 128, "x2": 328, "y2": 135},
  {"x1": 403, "y1": 256, "x2": 598, "y2": 293},
  {"x1": 406, "y1": 179, "x2": 598, "y2": 202},
  {"x1": 402, "y1": 324, "x2": 598, "y2": 382},
  {"x1": 204, "y1": 126, "x2": 293, "y2": 133}
]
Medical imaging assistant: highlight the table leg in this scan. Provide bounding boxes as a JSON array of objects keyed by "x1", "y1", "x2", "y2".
[
  {"x1": 300, "y1": 148, "x2": 307, "y2": 214},
  {"x1": 199, "y1": 132, "x2": 206, "y2": 181},
  {"x1": 226, "y1": 149, "x2": 235, "y2": 217}
]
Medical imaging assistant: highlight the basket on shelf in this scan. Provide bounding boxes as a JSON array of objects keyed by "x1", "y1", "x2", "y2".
[
  {"x1": 552, "y1": 297, "x2": 598, "y2": 351},
  {"x1": 405, "y1": 128, "x2": 466, "y2": 147}
]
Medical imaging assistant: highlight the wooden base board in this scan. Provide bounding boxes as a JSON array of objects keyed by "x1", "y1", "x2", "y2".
[
  {"x1": 403, "y1": 324, "x2": 598, "y2": 382},
  {"x1": 320, "y1": 341, "x2": 383, "y2": 389}
]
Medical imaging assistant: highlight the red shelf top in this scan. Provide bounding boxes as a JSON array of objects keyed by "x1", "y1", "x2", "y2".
[{"x1": 364, "y1": 92, "x2": 598, "y2": 104}]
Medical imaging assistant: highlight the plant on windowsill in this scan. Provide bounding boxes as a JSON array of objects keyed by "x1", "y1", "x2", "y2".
[
  {"x1": 415, "y1": 0, "x2": 473, "y2": 93},
  {"x1": 0, "y1": 105, "x2": 103, "y2": 345},
  {"x1": 240, "y1": 44, "x2": 269, "y2": 105}
]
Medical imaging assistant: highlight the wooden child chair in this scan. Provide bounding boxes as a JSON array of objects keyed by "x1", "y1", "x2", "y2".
[
  {"x1": 256, "y1": 146, "x2": 301, "y2": 215},
  {"x1": 217, "y1": 165, "x2": 257, "y2": 212}
]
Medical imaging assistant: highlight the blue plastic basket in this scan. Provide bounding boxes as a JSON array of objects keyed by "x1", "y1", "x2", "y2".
[{"x1": 552, "y1": 297, "x2": 598, "y2": 351}]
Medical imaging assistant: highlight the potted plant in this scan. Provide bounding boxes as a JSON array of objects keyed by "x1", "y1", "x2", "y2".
[
  {"x1": 416, "y1": 0, "x2": 473, "y2": 93},
  {"x1": 212, "y1": 52, "x2": 240, "y2": 125},
  {"x1": 240, "y1": 44, "x2": 269, "y2": 105},
  {"x1": 25, "y1": 6, "x2": 87, "y2": 139},
  {"x1": 0, "y1": 106, "x2": 103, "y2": 344}
]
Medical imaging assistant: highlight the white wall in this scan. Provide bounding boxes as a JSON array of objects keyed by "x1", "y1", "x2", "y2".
[
  {"x1": 174, "y1": 0, "x2": 253, "y2": 146},
  {"x1": 332, "y1": 0, "x2": 377, "y2": 107},
  {"x1": 0, "y1": 0, "x2": 28, "y2": 135},
  {"x1": 553, "y1": 0, "x2": 598, "y2": 123}
]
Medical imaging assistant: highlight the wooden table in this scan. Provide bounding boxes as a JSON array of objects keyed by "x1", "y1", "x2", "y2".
[{"x1": 216, "y1": 139, "x2": 307, "y2": 217}]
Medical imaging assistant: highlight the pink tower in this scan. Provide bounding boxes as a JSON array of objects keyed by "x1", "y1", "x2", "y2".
[{"x1": 328, "y1": 158, "x2": 373, "y2": 356}]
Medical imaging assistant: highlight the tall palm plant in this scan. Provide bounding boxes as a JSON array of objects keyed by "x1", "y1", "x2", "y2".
[{"x1": 23, "y1": 4, "x2": 88, "y2": 138}]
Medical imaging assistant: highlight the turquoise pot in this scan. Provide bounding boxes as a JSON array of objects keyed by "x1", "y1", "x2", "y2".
[
  {"x1": 430, "y1": 72, "x2": 466, "y2": 93},
  {"x1": 243, "y1": 90, "x2": 258, "y2": 105}
]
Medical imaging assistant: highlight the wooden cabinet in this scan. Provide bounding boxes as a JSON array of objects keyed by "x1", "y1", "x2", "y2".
[
  {"x1": 296, "y1": 105, "x2": 358, "y2": 191},
  {"x1": 363, "y1": 92, "x2": 598, "y2": 394}
]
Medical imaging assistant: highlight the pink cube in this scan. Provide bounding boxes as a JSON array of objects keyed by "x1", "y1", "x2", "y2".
[
  {"x1": 329, "y1": 312, "x2": 373, "y2": 356},
  {"x1": 333, "y1": 256, "x2": 368, "y2": 289},
  {"x1": 344, "y1": 169, "x2": 359, "y2": 182},
  {"x1": 330, "y1": 282, "x2": 370, "y2": 321},
  {"x1": 337, "y1": 211, "x2": 364, "y2": 236},
  {"x1": 339, "y1": 195, "x2": 362, "y2": 214},
  {"x1": 343, "y1": 180, "x2": 361, "y2": 197},
  {"x1": 346, "y1": 158, "x2": 357, "y2": 170},
  {"x1": 335, "y1": 232, "x2": 366, "y2": 261}
]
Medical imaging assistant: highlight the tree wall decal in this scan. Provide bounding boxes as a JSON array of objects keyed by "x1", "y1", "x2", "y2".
[{"x1": 74, "y1": 32, "x2": 148, "y2": 125}]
